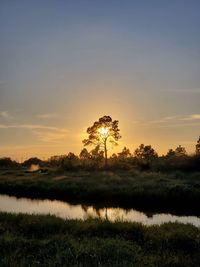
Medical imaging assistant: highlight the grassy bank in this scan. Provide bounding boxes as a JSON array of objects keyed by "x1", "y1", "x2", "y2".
[
  {"x1": 0, "y1": 212, "x2": 200, "y2": 267},
  {"x1": 0, "y1": 169, "x2": 200, "y2": 214}
]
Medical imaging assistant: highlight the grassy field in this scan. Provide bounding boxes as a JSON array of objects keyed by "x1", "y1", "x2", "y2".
[
  {"x1": 0, "y1": 212, "x2": 200, "y2": 267},
  {"x1": 0, "y1": 169, "x2": 200, "y2": 214}
]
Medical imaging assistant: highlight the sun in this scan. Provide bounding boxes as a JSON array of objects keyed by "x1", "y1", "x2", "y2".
[{"x1": 98, "y1": 127, "x2": 109, "y2": 138}]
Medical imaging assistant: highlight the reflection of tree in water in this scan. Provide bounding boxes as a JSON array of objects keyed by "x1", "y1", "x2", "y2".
[
  {"x1": 81, "y1": 205, "x2": 151, "y2": 222},
  {"x1": 94, "y1": 207, "x2": 109, "y2": 220},
  {"x1": 95, "y1": 208, "x2": 101, "y2": 218},
  {"x1": 124, "y1": 208, "x2": 131, "y2": 215},
  {"x1": 81, "y1": 205, "x2": 91, "y2": 220},
  {"x1": 81, "y1": 205, "x2": 89, "y2": 213},
  {"x1": 81, "y1": 205, "x2": 134, "y2": 221},
  {"x1": 110, "y1": 208, "x2": 124, "y2": 221},
  {"x1": 81, "y1": 205, "x2": 109, "y2": 220},
  {"x1": 81, "y1": 205, "x2": 102, "y2": 219}
]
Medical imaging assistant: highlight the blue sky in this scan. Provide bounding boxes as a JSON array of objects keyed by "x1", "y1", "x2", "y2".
[{"x1": 0, "y1": 0, "x2": 200, "y2": 159}]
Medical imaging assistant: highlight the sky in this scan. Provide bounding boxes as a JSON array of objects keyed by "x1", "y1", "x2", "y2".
[{"x1": 0, "y1": 0, "x2": 200, "y2": 160}]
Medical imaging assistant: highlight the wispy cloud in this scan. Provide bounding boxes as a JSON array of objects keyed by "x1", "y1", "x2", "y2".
[
  {"x1": 33, "y1": 130, "x2": 68, "y2": 142},
  {"x1": 156, "y1": 122, "x2": 200, "y2": 128},
  {"x1": 0, "y1": 123, "x2": 59, "y2": 130},
  {"x1": 147, "y1": 115, "x2": 181, "y2": 124},
  {"x1": 0, "y1": 123, "x2": 68, "y2": 142},
  {"x1": 135, "y1": 114, "x2": 200, "y2": 128},
  {"x1": 0, "y1": 111, "x2": 13, "y2": 119},
  {"x1": 148, "y1": 114, "x2": 200, "y2": 125},
  {"x1": 37, "y1": 113, "x2": 58, "y2": 119},
  {"x1": 180, "y1": 114, "x2": 200, "y2": 121},
  {"x1": 0, "y1": 124, "x2": 69, "y2": 142}
]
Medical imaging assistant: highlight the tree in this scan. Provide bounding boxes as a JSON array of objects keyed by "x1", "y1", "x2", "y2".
[
  {"x1": 48, "y1": 155, "x2": 64, "y2": 167},
  {"x1": 166, "y1": 149, "x2": 176, "y2": 157},
  {"x1": 134, "y1": 144, "x2": 158, "y2": 160},
  {"x1": 118, "y1": 147, "x2": 131, "y2": 159},
  {"x1": 62, "y1": 152, "x2": 79, "y2": 170},
  {"x1": 79, "y1": 148, "x2": 91, "y2": 160},
  {"x1": 23, "y1": 157, "x2": 43, "y2": 167},
  {"x1": 134, "y1": 144, "x2": 158, "y2": 171},
  {"x1": 83, "y1": 115, "x2": 121, "y2": 167},
  {"x1": 0, "y1": 157, "x2": 19, "y2": 169},
  {"x1": 90, "y1": 145, "x2": 104, "y2": 167},
  {"x1": 174, "y1": 145, "x2": 187, "y2": 156},
  {"x1": 196, "y1": 136, "x2": 200, "y2": 155},
  {"x1": 166, "y1": 146, "x2": 187, "y2": 157}
]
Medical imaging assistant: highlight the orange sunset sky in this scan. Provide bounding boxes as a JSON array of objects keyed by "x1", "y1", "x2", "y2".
[{"x1": 0, "y1": 1, "x2": 200, "y2": 160}]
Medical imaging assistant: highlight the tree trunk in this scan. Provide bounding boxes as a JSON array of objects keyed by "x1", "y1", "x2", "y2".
[{"x1": 104, "y1": 140, "x2": 108, "y2": 168}]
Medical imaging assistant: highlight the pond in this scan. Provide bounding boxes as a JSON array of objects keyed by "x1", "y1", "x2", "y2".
[{"x1": 0, "y1": 194, "x2": 200, "y2": 227}]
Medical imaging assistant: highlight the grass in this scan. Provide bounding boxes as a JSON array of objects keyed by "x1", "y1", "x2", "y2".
[
  {"x1": 0, "y1": 169, "x2": 200, "y2": 214},
  {"x1": 0, "y1": 212, "x2": 200, "y2": 267}
]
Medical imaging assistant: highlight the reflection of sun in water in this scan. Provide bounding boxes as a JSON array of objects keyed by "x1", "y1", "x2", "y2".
[{"x1": 98, "y1": 127, "x2": 109, "y2": 138}]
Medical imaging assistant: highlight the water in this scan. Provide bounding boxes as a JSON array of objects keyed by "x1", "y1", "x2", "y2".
[{"x1": 0, "y1": 194, "x2": 200, "y2": 227}]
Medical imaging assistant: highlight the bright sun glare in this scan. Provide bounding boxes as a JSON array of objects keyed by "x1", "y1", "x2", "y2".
[{"x1": 98, "y1": 127, "x2": 109, "y2": 137}]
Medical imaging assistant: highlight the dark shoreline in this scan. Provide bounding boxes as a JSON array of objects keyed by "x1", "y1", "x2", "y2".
[{"x1": 0, "y1": 169, "x2": 200, "y2": 216}]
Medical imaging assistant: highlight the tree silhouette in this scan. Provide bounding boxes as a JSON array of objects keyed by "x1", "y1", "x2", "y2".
[
  {"x1": 166, "y1": 149, "x2": 176, "y2": 157},
  {"x1": 166, "y1": 146, "x2": 187, "y2": 157},
  {"x1": 83, "y1": 115, "x2": 121, "y2": 167},
  {"x1": 0, "y1": 157, "x2": 19, "y2": 168},
  {"x1": 90, "y1": 145, "x2": 104, "y2": 166},
  {"x1": 61, "y1": 153, "x2": 79, "y2": 170},
  {"x1": 118, "y1": 147, "x2": 131, "y2": 159},
  {"x1": 79, "y1": 148, "x2": 91, "y2": 160},
  {"x1": 23, "y1": 157, "x2": 43, "y2": 167},
  {"x1": 134, "y1": 144, "x2": 158, "y2": 160},
  {"x1": 196, "y1": 136, "x2": 200, "y2": 155},
  {"x1": 174, "y1": 145, "x2": 187, "y2": 156}
]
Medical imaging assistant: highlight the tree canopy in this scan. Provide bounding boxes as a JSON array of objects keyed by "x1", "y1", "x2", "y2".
[
  {"x1": 134, "y1": 144, "x2": 158, "y2": 160},
  {"x1": 83, "y1": 115, "x2": 121, "y2": 167}
]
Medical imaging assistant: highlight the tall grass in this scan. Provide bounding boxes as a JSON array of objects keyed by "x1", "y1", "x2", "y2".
[{"x1": 0, "y1": 212, "x2": 200, "y2": 267}]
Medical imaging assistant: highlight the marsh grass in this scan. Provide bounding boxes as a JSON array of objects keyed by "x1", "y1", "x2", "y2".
[{"x1": 0, "y1": 212, "x2": 200, "y2": 267}]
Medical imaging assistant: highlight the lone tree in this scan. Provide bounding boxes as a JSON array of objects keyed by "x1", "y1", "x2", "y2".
[{"x1": 83, "y1": 115, "x2": 121, "y2": 167}]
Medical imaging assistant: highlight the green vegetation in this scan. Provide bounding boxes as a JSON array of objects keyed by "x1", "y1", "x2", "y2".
[
  {"x1": 0, "y1": 169, "x2": 200, "y2": 214},
  {"x1": 0, "y1": 212, "x2": 199, "y2": 267}
]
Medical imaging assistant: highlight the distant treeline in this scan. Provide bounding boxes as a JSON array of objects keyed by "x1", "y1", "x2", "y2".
[{"x1": 1, "y1": 137, "x2": 200, "y2": 172}]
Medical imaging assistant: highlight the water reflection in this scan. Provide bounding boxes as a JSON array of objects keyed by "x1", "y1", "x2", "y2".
[{"x1": 0, "y1": 194, "x2": 200, "y2": 227}]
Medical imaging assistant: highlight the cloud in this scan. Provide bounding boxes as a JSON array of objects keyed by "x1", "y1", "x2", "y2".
[
  {"x1": 147, "y1": 115, "x2": 181, "y2": 124},
  {"x1": 0, "y1": 124, "x2": 69, "y2": 134},
  {"x1": 0, "y1": 123, "x2": 59, "y2": 130},
  {"x1": 147, "y1": 114, "x2": 200, "y2": 125},
  {"x1": 33, "y1": 130, "x2": 68, "y2": 142},
  {"x1": 181, "y1": 114, "x2": 200, "y2": 121},
  {"x1": 0, "y1": 123, "x2": 69, "y2": 142},
  {"x1": 0, "y1": 111, "x2": 13, "y2": 119},
  {"x1": 136, "y1": 114, "x2": 200, "y2": 129},
  {"x1": 156, "y1": 122, "x2": 200, "y2": 128},
  {"x1": 37, "y1": 113, "x2": 58, "y2": 119}
]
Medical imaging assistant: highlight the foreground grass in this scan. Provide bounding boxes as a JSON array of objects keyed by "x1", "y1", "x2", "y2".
[
  {"x1": 0, "y1": 169, "x2": 200, "y2": 214},
  {"x1": 0, "y1": 212, "x2": 200, "y2": 267}
]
